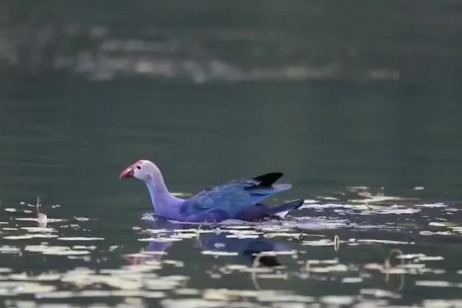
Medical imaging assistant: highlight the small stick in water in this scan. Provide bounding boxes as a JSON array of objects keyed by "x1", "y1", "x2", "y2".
[{"x1": 36, "y1": 197, "x2": 48, "y2": 226}]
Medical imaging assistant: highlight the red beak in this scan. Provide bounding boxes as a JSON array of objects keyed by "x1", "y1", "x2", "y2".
[{"x1": 119, "y1": 165, "x2": 134, "y2": 179}]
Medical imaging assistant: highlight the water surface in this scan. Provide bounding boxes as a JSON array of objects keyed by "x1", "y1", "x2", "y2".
[{"x1": 1, "y1": 1, "x2": 462, "y2": 307}]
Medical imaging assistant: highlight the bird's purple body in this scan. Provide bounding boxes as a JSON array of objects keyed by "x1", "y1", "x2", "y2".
[{"x1": 120, "y1": 160, "x2": 303, "y2": 223}]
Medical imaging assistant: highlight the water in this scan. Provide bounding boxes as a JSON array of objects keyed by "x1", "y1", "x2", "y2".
[{"x1": 1, "y1": 1, "x2": 462, "y2": 307}]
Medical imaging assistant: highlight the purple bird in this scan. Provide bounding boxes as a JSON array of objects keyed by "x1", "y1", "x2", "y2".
[{"x1": 119, "y1": 159, "x2": 303, "y2": 223}]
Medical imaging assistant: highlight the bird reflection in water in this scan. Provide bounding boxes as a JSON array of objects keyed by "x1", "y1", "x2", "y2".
[{"x1": 124, "y1": 219, "x2": 291, "y2": 269}]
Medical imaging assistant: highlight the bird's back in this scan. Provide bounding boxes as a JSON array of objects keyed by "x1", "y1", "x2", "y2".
[{"x1": 177, "y1": 173, "x2": 292, "y2": 221}]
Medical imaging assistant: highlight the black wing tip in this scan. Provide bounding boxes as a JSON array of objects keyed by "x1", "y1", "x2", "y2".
[{"x1": 253, "y1": 172, "x2": 284, "y2": 187}]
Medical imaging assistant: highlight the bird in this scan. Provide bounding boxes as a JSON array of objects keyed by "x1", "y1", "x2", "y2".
[{"x1": 119, "y1": 159, "x2": 303, "y2": 223}]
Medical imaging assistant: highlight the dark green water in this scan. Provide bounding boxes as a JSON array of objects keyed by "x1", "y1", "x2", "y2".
[{"x1": 1, "y1": 1, "x2": 462, "y2": 307}]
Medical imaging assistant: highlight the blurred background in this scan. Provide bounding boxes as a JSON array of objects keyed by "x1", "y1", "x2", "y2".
[{"x1": 0, "y1": 0, "x2": 461, "y2": 210}]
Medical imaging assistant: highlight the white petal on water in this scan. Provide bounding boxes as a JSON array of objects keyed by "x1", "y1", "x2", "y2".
[
  {"x1": 256, "y1": 293, "x2": 315, "y2": 303},
  {"x1": 431, "y1": 269, "x2": 446, "y2": 274},
  {"x1": 61, "y1": 274, "x2": 142, "y2": 290},
  {"x1": 342, "y1": 277, "x2": 363, "y2": 283},
  {"x1": 415, "y1": 203, "x2": 448, "y2": 208},
  {"x1": 360, "y1": 289, "x2": 401, "y2": 299},
  {"x1": 373, "y1": 208, "x2": 421, "y2": 215},
  {"x1": 20, "y1": 227, "x2": 55, "y2": 233},
  {"x1": 7, "y1": 272, "x2": 61, "y2": 281},
  {"x1": 35, "y1": 291, "x2": 75, "y2": 298},
  {"x1": 125, "y1": 251, "x2": 167, "y2": 258},
  {"x1": 143, "y1": 276, "x2": 188, "y2": 290},
  {"x1": 162, "y1": 260, "x2": 184, "y2": 267},
  {"x1": 228, "y1": 229, "x2": 262, "y2": 236},
  {"x1": 162, "y1": 299, "x2": 224, "y2": 308},
  {"x1": 428, "y1": 222, "x2": 447, "y2": 227},
  {"x1": 15, "y1": 218, "x2": 66, "y2": 222},
  {"x1": 317, "y1": 196, "x2": 339, "y2": 200},
  {"x1": 302, "y1": 239, "x2": 336, "y2": 246},
  {"x1": 0, "y1": 246, "x2": 21, "y2": 254},
  {"x1": 357, "y1": 239, "x2": 410, "y2": 245},
  {"x1": 300, "y1": 203, "x2": 347, "y2": 210},
  {"x1": 202, "y1": 289, "x2": 247, "y2": 301},
  {"x1": 72, "y1": 245, "x2": 97, "y2": 250},
  {"x1": 225, "y1": 234, "x2": 259, "y2": 239},
  {"x1": 223, "y1": 264, "x2": 250, "y2": 271},
  {"x1": 138, "y1": 237, "x2": 183, "y2": 242},
  {"x1": 58, "y1": 237, "x2": 105, "y2": 241},
  {"x1": 263, "y1": 232, "x2": 301, "y2": 239},
  {"x1": 321, "y1": 295, "x2": 355, "y2": 305},
  {"x1": 306, "y1": 259, "x2": 339, "y2": 265},
  {"x1": 0, "y1": 281, "x2": 56, "y2": 295},
  {"x1": 0, "y1": 268, "x2": 12, "y2": 273},
  {"x1": 451, "y1": 227, "x2": 462, "y2": 233},
  {"x1": 201, "y1": 251, "x2": 239, "y2": 256},
  {"x1": 145, "y1": 228, "x2": 170, "y2": 234},
  {"x1": 397, "y1": 254, "x2": 426, "y2": 260},
  {"x1": 175, "y1": 233, "x2": 200, "y2": 239},
  {"x1": 256, "y1": 273, "x2": 289, "y2": 280},
  {"x1": 419, "y1": 231, "x2": 452, "y2": 236},
  {"x1": 175, "y1": 288, "x2": 201, "y2": 296},
  {"x1": 3, "y1": 234, "x2": 57, "y2": 240},
  {"x1": 307, "y1": 264, "x2": 349, "y2": 273},
  {"x1": 415, "y1": 280, "x2": 453, "y2": 287},
  {"x1": 66, "y1": 255, "x2": 91, "y2": 261},
  {"x1": 41, "y1": 289, "x2": 165, "y2": 298},
  {"x1": 223, "y1": 225, "x2": 252, "y2": 230},
  {"x1": 141, "y1": 291, "x2": 167, "y2": 298},
  {"x1": 123, "y1": 264, "x2": 162, "y2": 272},
  {"x1": 346, "y1": 186, "x2": 370, "y2": 191},
  {"x1": 24, "y1": 245, "x2": 91, "y2": 255},
  {"x1": 418, "y1": 256, "x2": 444, "y2": 262},
  {"x1": 424, "y1": 300, "x2": 462, "y2": 307}
]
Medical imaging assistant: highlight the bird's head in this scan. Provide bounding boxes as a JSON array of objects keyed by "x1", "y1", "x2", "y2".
[{"x1": 119, "y1": 159, "x2": 158, "y2": 182}]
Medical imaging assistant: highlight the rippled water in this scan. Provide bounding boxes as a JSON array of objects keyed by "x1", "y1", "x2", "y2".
[
  {"x1": 1, "y1": 1, "x2": 462, "y2": 307},
  {"x1": 2, "y1": 191, "x2": 462, "y2": 307}
]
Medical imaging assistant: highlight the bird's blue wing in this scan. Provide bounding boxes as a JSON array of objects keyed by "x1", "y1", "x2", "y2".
[{"x1": 178, "y1": 172, "x2": 292, "y2": 219}]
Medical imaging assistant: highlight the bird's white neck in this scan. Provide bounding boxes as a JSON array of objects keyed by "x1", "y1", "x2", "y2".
[{"x1": 144, "y1": 173, "x2": 183, "y2": 218}]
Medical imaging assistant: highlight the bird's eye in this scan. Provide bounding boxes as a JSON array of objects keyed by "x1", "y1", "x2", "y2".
[{"x1": 136, "y1": 165, "x2": 141, "y2": 170}]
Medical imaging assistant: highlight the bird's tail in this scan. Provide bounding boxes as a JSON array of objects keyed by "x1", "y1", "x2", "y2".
[{"x1": 265, "y1": 199, "x2": 304, "y2": 218}]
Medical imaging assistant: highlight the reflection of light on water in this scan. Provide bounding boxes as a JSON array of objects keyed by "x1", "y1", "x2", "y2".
[
  {"x1": 25, "y1": 245, "x2": 91, "y2": 256},
  {"x1": 416, "y1": 280, "x2": 462, "y2": 288},
  {"x1": 1, "y1": 189, "x2": 462, "y2": 306},
  {"x1": 36, "y1": 197, "x2": 48, "y2": 228},
  {"x1": 0, "y1": 246, "x2": 21, "y2": 254},
  {"x1": 0, "y1": 23, "x2": 403, "y2": 83}
]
